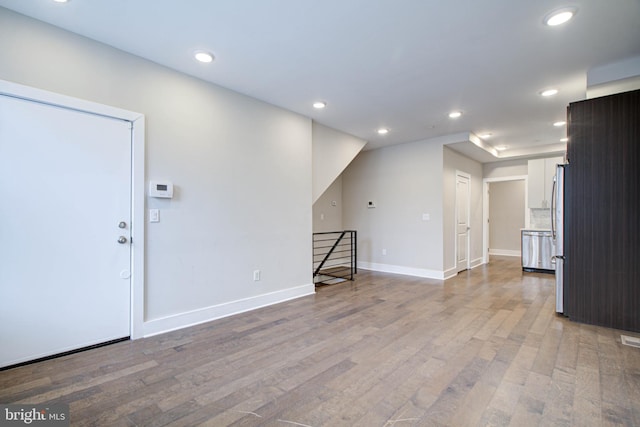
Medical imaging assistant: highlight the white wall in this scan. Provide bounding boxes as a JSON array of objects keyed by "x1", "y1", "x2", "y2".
[
  {"x1": 483, "y1": 159, "x2": 528, "y2": 179},
  {"x1": 342, "y1": 133, "x2": 489, "y2": 279},
  {"x1": 342, "y1": 138, "x2": 445, "y2": 277},
  {"x1": 313, "y1": 175, "x2": 343, "y2": 233},
  {"x1": 586, "y1": 54, "x2": 640, "y2": 99},
  {"x1": 312, "y1": 122, "x2": 366, "y2": 203},
  {"x1": 587, "y1": 55, "x2": 640, "y2": 86},
  {"x1": 442, "y1": 147, "x2": 484, "y2": 274},
  {"x1": 0, "y1": 8, "x2": 313, "y2": 336}
]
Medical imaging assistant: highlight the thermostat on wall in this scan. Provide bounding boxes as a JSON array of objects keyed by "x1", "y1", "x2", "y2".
[{"x1": 149, "y1": 181, "x2": 174, "y2": 198}]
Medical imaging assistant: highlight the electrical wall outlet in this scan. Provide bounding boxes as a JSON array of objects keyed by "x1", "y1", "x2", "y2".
[{"x1": 253, "y1": 270, "x2": 261, "y2": 281}]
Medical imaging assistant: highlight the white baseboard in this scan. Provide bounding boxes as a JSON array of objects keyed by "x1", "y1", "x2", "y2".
[
  {"x1": 442, "y1": 257, "x2": 485, "y2": 279},
  {"x1": 489, "y1": 249, "x2": 521, "y2": 257},
  {"x1": 142, "y1": 283, "x2": 315, "y2": 338},
  {"x1": 470, "y1": 257, "x2": 484, "y2": 268},
  {"x1": 358, "y1": 261, "x2": 446, "y2": 280},
  {"x1": 443, "y1": 267, "x2": 458, "y2": 280}
]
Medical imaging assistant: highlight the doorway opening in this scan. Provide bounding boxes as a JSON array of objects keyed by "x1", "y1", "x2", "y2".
[{"x1": 482, "y1": 175, "x2": 528, "y2": 264}]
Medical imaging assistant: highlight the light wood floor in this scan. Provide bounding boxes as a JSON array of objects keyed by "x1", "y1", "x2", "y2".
[{"x1": 2, "y1": 256, "x2": 639, "y2": 426}]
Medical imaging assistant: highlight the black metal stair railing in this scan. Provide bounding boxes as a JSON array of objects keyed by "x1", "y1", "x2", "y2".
[{"x1": 313, "y1": 230, "x2": 357, "y2": 286}]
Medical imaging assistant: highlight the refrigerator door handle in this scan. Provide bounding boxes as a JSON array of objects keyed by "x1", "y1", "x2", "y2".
[{"x1": 551, "y1": 177, "x2": 557, "y2": 239}]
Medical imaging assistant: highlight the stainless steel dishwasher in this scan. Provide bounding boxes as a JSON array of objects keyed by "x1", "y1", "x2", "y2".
[{"x1": 521, "y1": 230, "x2": 555, "y2": 273}]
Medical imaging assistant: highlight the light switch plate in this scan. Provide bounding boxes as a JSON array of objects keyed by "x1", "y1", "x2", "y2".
[{"x1": 149, "y1": 209, "x2": 160, "y2": 223}]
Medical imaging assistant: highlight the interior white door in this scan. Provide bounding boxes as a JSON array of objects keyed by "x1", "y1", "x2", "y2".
[
  {"x1": 456, "y1": 172, "x2": 470, "y2": 273},
  {"x1": 0, "y1": 95, "x2": 131, "y2": 368}
]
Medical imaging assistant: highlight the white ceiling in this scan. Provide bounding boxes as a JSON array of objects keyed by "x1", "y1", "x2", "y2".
[{"x1": 1, "y1": 1, "x2": 639, "y2": 161}]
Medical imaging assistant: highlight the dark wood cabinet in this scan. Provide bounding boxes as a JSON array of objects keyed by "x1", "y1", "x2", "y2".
[{"x1": 564, "y1": 88, "x2": 640, "y2": 332}]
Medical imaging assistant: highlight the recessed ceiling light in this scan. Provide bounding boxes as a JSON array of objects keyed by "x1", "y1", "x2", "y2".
[
  {"x1": 553, "y1": 121, "x2": 566, "y2": 127},
  {"x1": 53, "y1": 0, "x2": 69, "y2": 3},
  {"x1": 377, "y1": 128, "x2": 389, "y2": 135},
  {"x1": 313, "y1": 101, "x2": 326, "y2": 109},
  {"x1": 544, "y1": 7, "x2": 577, "y2": 26},
  {"x1": 495, "y1": 145, "x2": 509, "y2": 151},
  {"x1": 540, "y1": 88, "x2": 559, "y2": 97},
  {"x1": 560, "y1": 137, "x2": 568, "y2": 142},
  {"x1": 449, "y1": 111, "x2": 462, "y2": 119},
  {"x1": 194, "y1": 51, "x2": 214, "y2": 63},
  {"x1": 479, "y1": 133, "x2": 492, "y2": 139}
]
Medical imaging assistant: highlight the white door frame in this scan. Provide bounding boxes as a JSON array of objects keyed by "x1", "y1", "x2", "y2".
[
  {"x1": 482, "y1": 175, "x2": 528, "y2": 265},
  {"x1": 0, "y1": 79, "x2": 146, "y2": 339},
  {"x1": 455, "y1": 170, "x2": 471, "y2": 273}
]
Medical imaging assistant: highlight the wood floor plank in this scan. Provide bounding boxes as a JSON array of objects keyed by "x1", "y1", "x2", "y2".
[
  {"x1": 447, "y1": 364, "x2": 497, "y2": 426},
  {"x1": 1, "y1": 256, "x2": 639, "y2": 426},
  {"x1": 502, "y1": 344, "x2": 539, "y2": 386},
  {"x1": 474, "y1": 309, "x2": 512, "y2": 341},
  {"x1": 485, "y1": 379, "x2": 521, "y2": 424}
]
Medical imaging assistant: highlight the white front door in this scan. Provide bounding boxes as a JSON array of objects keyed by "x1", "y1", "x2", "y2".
[
  {"x1": 456, "y1": 172, "x2": 470, "y2": 273},
  {"x1": 0, "y1": 94, "x2": 132, "y2": 368}
]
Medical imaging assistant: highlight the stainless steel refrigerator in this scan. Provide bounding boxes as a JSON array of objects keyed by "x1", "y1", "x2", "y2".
[{"x1": 551, "y1": 164, "x2": 565, "y2": 314}]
